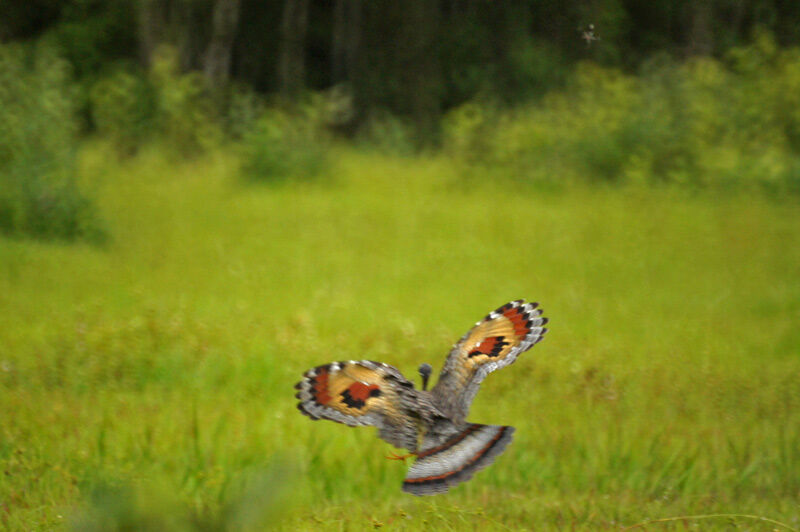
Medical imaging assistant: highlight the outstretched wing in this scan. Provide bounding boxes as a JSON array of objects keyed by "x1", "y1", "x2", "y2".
[
  {"x1": 430, "y1": 300, "x2": 548, "y2": 423},
  {"x1": 295, "y1": 360, "x2": 421, "y2": 451}
]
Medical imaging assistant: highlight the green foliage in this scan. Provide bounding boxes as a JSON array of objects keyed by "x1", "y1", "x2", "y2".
[
  {"x1": 42, "y1": 0, "x2": 136, "y2": 81},
  {"x1": 90, "y1": 68, "x2": 157, "y2": 156},
  {"x1": 89, "y1": 47, "x2": 221, "y2": 158},
  {"x1": 503, "y1": 39, "x2": 568, "y2": 100},
  {"x1": 222, "y1": 84, "x2": 266, "y2": 141},
  {"x1": 355, "y1": 110, "x2": 416, "y2": 156},
  {"x1": 149, "y1": 47, "x2": 221, "y2": 157},
  {"x1": 0, "y1": 43, "x2": 103, "y2": 241},
  {"x1": 240, "y1": 103, "x2": 328, "y2": 182},
  {"x1": 8, "y1": 0, "x2": 800, "y2": 142},
  {"x1": 442, "y1": 102, "x2": 499, "y2": 165},
  {"x1": 445, "y1": 35, "x2": 800, "y2": 192}
]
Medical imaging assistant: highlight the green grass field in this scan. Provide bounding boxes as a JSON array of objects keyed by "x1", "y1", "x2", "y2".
[{"x1": 1, "y1": 144, "x2": 799, "y2": 530}]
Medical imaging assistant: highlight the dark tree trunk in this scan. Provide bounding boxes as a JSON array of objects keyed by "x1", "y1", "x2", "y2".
[
  {"x1": 204, "y1": 0, "x2": 241, "y2": 90},
  {"x1": 398, "y1": 0, "x2": 441, "y2": 142},
  {"x1": 687, "y1": 1, "x2": 714, "y2": 55},
  {"x1": 487, "y1": 1, "x2": 531, "y2": 93},
  {"x1": 332, "y1": 0, "x2": 347, "y2": 83},
  {"x1": 332, "y1": 0, "x2": 361, "y2": 84},
  {"x1": 330, "y1": 0, "x2": 363, "y2": 131},
  {"x1": 176, "y1": 1, "x2": 207, "y2": 72},
  {"x1": 138, "y1": 0, "x2": 167, "y2": 68},
  {"x1": 278, "y1": 0, "x2": 310, "y2": 96},
  {"x1": 137, "y1": 0, "x2": 208, "y2": 71}
]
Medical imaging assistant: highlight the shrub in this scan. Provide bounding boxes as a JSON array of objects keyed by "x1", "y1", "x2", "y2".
[
  {"x1": 442, "y1": 102, "x2": 498, "y2": 164},
  {"x1": 88, "y1": 46, "x2": 221, "y2": 158},
  {"x1": 445, "y1": 34, "x2": 800, "y2": 192},
  {"x1": 223, "y1": 83, "x2": 266, "y2": 140},
  {"x1": 240, "y1": 104, "x2": 328, "y2": 183},
  {"x1": 149, "y1": 47, "x2": 221, "y2": 157},
  {"x1": 0, "y1": 43, "x2": 103, "y2": 241},
  {"x1": 90, "y1": 68, "x2": 157, "y2": 156},
  {"x1": 355, "y1": 109, "x2": 416, "y2": 156}
]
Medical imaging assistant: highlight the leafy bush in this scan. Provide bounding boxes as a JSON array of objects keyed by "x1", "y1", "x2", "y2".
[
  {"x1": 90, "y1": 68, "x2": 156, "y2": 156},
  {"x1": 355, "y1": 109, "x2": 416, "y2": 156},
  {"x1": 223, "y1": 83, "x2": 266, "y2": 140},
  {"x1": 240, "y1": 104, "x2": 328, "y2": 182},
  {"x1": 0, "y1": 44, "x2": 103, "y2": 241},
  {"x1": 149, "y1": 47, "x2": 221, "y2": 157},
  {"x1": 442, "y1": 102, "x2": 498, "y2": 164},
  {"x1": 89, "y1": 46, "x2": 220, "y2": 158},
  {"x1": 444, "y1": 32, "x2": 800, "y2": 192}
]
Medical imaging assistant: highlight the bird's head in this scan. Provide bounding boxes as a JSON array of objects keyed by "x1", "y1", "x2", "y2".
[{"x1": 418, "y1": 363, "x2": 433, "y2": 391}]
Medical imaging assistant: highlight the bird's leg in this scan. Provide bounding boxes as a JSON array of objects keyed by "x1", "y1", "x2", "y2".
[
  {"x1": 386, "y1": 416, "x2": 424, "y2": 461},
  {"x1": 385, "y1": 451, "x2": 416, "y2": 462}
]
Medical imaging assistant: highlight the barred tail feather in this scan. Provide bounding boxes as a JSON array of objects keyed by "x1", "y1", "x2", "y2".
[{"x1": 402, "y1": 424, "x2": 514, "y2": 496}]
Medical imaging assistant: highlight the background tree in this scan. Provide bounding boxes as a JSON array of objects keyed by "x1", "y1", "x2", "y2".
[
  {"x1": 204, "y1": 0, "x2": 241, "y2": 90},
  {"x1": 278, "y1": 0, "x2": 310, "y2": 96},
  {"x1": 5, "y1": 0, "x2": 800, "y2": 141}
]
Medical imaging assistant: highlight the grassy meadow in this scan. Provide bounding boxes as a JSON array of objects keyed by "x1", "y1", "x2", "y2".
[{"x1": 1, "y1": 143, "x2": 799, "y2": 530}]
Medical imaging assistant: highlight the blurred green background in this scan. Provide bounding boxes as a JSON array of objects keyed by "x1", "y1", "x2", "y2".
[{"x1": 1, "y1": 1, "x2": 799, "y2": 530}]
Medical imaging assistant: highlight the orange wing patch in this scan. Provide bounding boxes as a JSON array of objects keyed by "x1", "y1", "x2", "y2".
[
  {"x1": 502, "y1": 304, "x2": 533, "y2": 338},
  {"x1": 468, "y1": 336, "x2": 510, "y2": 358},
  {"x1": 301, "y1": 362, "x2": 388, "y2": 417},
  {"x1": 342, "y1": 382, "x2": 382, "y2": 409},
  {"x1": 296, "y1": 360, "x2": 420, "y2": 450},
  {"x1": 459, "y1": 314, "x2": 519, "y2": 365}
]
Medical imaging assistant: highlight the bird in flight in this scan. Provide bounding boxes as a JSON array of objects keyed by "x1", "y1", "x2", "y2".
[{"x1": 295, "y1": 299, "x2": 548, "y2": 495}]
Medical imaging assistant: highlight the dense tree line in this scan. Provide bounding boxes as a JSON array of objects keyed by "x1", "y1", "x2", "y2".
[
  {"x1": 3, "y1": 0, "x2": 800, "y2": 133},
  {"x1": 4, "y1": 1, "x2": 800, "y2": 242}
]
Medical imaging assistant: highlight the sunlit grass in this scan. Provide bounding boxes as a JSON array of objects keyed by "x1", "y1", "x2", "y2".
[{"x1": 1, "y1": 143, "x2": 799, "y2": 530}]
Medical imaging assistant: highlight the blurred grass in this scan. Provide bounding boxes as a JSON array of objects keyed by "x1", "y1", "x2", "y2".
[{"x1": 1, "y1": 143, "x2": 799, "y2": 530}]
